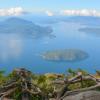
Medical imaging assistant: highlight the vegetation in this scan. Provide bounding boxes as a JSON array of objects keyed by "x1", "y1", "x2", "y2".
[
  {"x1": 42, "y1": 49, "x2": 89, "y2": 62},
  {"x1": 0, "y1": 68, "x2": 100, "y2": 100}
]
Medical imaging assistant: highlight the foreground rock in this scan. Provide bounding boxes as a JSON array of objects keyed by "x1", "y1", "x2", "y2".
[{"x1": 63, "y1": 91, "x2": 100, "y2": 100}]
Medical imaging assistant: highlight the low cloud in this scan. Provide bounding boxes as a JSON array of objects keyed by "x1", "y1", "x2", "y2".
[
  {"x1": 0, "y1": 7, "x2": 26, "y2": 16},
  {"x1": 45, "y1": 10, "x2": 54, "y2": 16},
  {"x1": 60, "y1": 9, "x2": 100, "y2": 17},
  {"x1": 1, "y1": 8, "x2": 100, "y2": 17}
]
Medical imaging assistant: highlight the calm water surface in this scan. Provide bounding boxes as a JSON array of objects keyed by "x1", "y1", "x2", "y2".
[{"x1": 0, "y1": 21, "x2": 100, "y2": 73}]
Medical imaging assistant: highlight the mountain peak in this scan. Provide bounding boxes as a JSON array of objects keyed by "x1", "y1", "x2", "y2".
[{"x1": 5, "y1": 17, "x2": 32, "y2": 24}]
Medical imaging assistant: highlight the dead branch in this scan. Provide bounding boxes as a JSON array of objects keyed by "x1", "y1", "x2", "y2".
[
  {"x1": 0, "y1": 87, "x2": 17, "y2": 99},
  {"x1": 54, "y1": 73, "x2": 100, "y2": 100}
]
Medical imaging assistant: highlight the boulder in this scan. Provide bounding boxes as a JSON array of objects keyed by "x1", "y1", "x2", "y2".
[{"x1": 63, "y1": 91, "x2": 100, "y2": 100}]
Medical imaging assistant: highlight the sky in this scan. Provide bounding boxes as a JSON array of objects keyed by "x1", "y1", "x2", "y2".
[{"x1": 0, "y1": 0, "x2": 100, "y2": 16}]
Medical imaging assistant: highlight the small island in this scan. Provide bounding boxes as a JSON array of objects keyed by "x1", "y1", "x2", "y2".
[{"x1": 42, "y1": 49, "x2": 89, "y2": 62}]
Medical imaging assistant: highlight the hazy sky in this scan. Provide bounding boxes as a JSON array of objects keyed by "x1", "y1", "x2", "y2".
[
  {"x1": 0, "y1": 0, "x2": 100, "y2": 16},
  {"x1": 0, "y1": 0, "x2": 99, "y2": 11}
]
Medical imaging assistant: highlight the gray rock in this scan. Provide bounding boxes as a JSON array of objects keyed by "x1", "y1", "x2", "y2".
[{"x1": 63, "y1": 91, "x2": 100, "y2": 100}]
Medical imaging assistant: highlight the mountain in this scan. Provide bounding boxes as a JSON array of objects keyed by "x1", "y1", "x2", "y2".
[
  {"x1": 63, "y1": 16, "x2": 100, "y2": 26},
  {"x1": 0, "y1": 17, "x2": 53, "y2": 38}
]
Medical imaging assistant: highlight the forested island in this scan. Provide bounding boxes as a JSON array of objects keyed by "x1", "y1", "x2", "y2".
[
  {"x1": 0, "y1": 17, "x2": 53, "y2": 38},
  {"x1": 42, "y1": 49, "x2": 89, "y2": 62}
]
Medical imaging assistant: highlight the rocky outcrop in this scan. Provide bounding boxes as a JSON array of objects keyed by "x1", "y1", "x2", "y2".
[{"x1": 63, "y1": 91, "x2": 100, "y2": 100}]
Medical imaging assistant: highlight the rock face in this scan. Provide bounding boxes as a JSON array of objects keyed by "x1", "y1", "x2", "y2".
[
  {"x1": 42, "y1": 49, "x2": 88, "y2": 62},
  {"x1": 63, "y1": 91, "x2": 100, "y2": 100}
]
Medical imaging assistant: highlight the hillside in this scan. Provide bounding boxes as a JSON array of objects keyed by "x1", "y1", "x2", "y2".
[{"x1": 0, "y1": 17, "x2": 53, "y2": 38}]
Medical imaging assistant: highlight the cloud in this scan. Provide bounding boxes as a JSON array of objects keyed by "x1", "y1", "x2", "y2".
[
  {"x1": 0, "y1": 7, "x2": 26, "y2": 16},
  {"x1": 44, "y1": 9, "x2": 100, "y2": 17},
  {"x1": 60, "y1": 9, "x2": 100, "y2": 17},
  {"x1": 1, "y1": 7, "x2": 100, "y2": 17},
  {"x1": 45, "y1": 10, "x2": 54, "y2": 16}
]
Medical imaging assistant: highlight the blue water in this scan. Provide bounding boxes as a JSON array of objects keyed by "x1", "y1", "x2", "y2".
[{"x1": 0, "y1": 20, "x2": 100, "y2": 74}]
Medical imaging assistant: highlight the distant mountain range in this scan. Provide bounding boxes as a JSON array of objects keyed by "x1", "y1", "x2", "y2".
[
  {"x1": 0, "y1": 17, "x2": 53, "y2": 38},
  {"x1": 1, "y1": 16, "x2": 100, "y2": 38},
  {"x1": 34, "y1": 16, "x2": 100, "y2": 26},
  {"x1": 63, "y1": 16, "x2": 100, "y2": 26}
]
